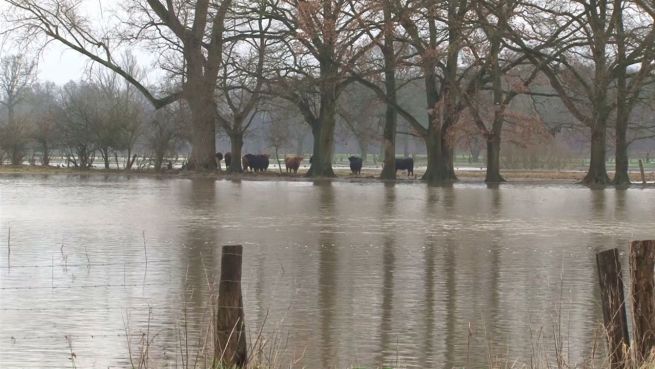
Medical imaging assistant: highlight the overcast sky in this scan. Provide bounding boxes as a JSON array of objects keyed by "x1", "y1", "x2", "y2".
[
  {"x1": 1, "y1": 1, "x2": 157, "y2": 86},
  {"x1": 35, "y1": 44, "x2": 91, "y2": 85}
]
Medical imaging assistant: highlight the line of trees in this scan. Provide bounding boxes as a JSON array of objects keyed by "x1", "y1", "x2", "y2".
[
  {"x1": 0, "y1": 53, "x2": 190, "y2": 170},
  {"x1": 3, "y1": 0, "x2": 655, "y2": 185}
]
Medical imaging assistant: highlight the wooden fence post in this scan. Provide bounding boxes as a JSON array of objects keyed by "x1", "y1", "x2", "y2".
[
  {"x1": 215, "y1": 245, "x2": 247, "y2": 368},
  {"x1": 630, "y1": 240, "x2": 655, "y2": 363},
  {"x1": 597, "y1": 248, "x2": 630, "y2": 369}
]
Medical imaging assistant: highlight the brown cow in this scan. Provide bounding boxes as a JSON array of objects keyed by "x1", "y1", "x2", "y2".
[{"x1": 284, "y1": 156, "x2": 303, "y2": 174}]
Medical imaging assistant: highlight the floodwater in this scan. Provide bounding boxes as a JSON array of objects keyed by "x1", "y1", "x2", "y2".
[{"x1": 1, "y1": 174, "x2": 654, "y2": 369}]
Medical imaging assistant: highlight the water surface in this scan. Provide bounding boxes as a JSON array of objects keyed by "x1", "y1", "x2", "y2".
[{"x1": 1, "y1": 174, "x2": 653, "y2": 368}]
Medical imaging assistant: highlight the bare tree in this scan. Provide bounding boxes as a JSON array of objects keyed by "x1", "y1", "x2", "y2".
[
  {"x1": 355, "y1": 0, "x2": 481, "y2": 183},
  {"x1": 0, "y1": 54, "x2": 36, "y2": 165},
  {"x1": 59, "y1": 81, "x2": 102, "y2": 169},
  {"x1": 612, "y1": 0, "x2": 655, "y2": 185},
  {"x1": 93, "y1": 54, "x2": 147, "y2": 170},
  {"x1": 216, "y1": 6, "x2": 269, "y2": 173},
  {"x1": 352, "y1": 0, "x2": 404, "y2": 178},
  {"x1": 148, "y1": 102, "x2": 187, "y2": 171},
  {"x1": 504, "y1": 0, "x2": 655, "y2": 185},
  {"x1": 4, "y1": 0, "x2": 238, "y2": 170},
  {"x1": 394, "y1": 0, "x2": 473, "y2": 183},
  {"x1": 264, "y1": 0, "x2": 378, "y2": 177},
  {"x1": 267, "y1": 111, "x2": 290, "y2": 173},
  {"x1": 27, "y1": 82, "x2": 62, "y2": 166},
  {"x1": 337, "y1": 84, "x2": 383, "y2": 162},
  {"x1": 457, "y1": 0, "x2": 550, "y2": 183}
]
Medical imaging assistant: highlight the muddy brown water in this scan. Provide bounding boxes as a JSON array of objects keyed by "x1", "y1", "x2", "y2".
[{"x1": 1, "y1": 174, "x2": 654, "y2": 369}]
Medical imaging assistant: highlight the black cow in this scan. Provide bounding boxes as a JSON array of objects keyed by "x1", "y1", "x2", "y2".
[
  {"x1": 242, "y1": 154, "x2": 252, "y2": 171},
  {"x1": 348, "y1": 156, "x2": 363, "y2": 175},
  {"x1": 395, "y1": 157, "x2": 414, "y2": 176},
  {"x1": 224, "y1": 152, "x2": 232, "y2": 168},
  {"x1": 243, "y1": 154, "x2": 270, "y2": 172},
  {"x1": 261, "y1": 155, "x2": 270, "y2": 171}
]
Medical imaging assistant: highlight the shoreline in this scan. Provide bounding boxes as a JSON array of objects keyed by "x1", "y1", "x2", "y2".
[{"x1": 1, "y1": 164, "x2": 653, "y2": 186}]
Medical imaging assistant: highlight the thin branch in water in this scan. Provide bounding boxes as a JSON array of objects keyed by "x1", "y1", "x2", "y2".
[
  {"x1": 142, "y1": 230, "x2": 148, "y2": 266},
  {"x1": 7, "y1": 227, "x2": 10, "y2": 270}
]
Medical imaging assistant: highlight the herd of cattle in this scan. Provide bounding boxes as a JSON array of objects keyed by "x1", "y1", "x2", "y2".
[
  {"x1": 345, "y1": 156, "x2": 414, "y2": 176},
  {"x1": 214, "y1": 152, "x2": 414, "y2": 176}
]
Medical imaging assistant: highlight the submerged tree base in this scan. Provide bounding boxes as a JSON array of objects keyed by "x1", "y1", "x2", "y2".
[
  {"x1": 485, "y1": 172, "x2": 506, "y2": 183},
  {"x1": 612, "y1": 172, "x2": 632, "y2": 187},
  {"x1": 582, "y1": 170, "x2": 612, "y2": 186},
  {"x1": 306, "y1": 166, "x2": 336, "y2": 178},
  {"x1": 422, "y1": 171, "x2": 458, "y2": 185}
]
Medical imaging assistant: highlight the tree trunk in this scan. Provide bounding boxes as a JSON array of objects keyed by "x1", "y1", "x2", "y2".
[
  {"x1": 380, "y1": 0, "x2": 397, "y2": 180},
  {"x1": 422, "y1": 72, "x2": 448, "y2": 183},
  {"x1": 485, "y1": 133, "x2": 505, "y2": 183},
  {"x1": 307, "y1": 55, "x2": 338, "y2": 178},
  {"x1": 229, "y1": 133, "x2": 244, "y2": 173},
  {"x1": 423, "y1": 128, "x2": 451, "y2": 184},
  {"x1": 380, "y1": 104, "x2": 397, "y2": 180},
  {"x1": 78, "y1": 146, "x2": 92, "y2": 170},
  {"x1": 100, "y1": 148, "x2": 110, "y2": 169},
  {"x1": 154, "y1": 153, "x2": 163, "y2": 171},
  {"x1": 442, "y1": 136, "x2": 457, "y2": 180},
  {"x1": 41, "y1": 142, "x2": 49, "y2": 166},
  {"x1": 7, "y1": 104, "x2": 15, "y2": 127},
  {"x1": 470, "y1": 136, "x2": 481, "y2": 162},
  {"x1": 308, "y1": 112, "x2": 337, "y2": 178},
  {"x1": 421, "y1": 65, "x2": 457, "y2": 184},
  {"x1": 127, "y1": 154, "x2": 137, "y2": 170},
  {"x1": 312, "y1": 116, "x2": 336, "y2": 177},
  {"x1": 613, "y1": 8, "x2": 630, "y2": 187},
  {"x1": 613, "y1": 117, "x2": 630, "y2": 186},
  {"x1": 10, "y1": 144, "x2": 22, "y2": 166},
  {"x1": 275, "y1": 146, "x2": 283, "y2": 173},
  {"x1": 126, "y1": 148, "x2": 134, "y2": 170},
  {"x1": 583, "y1": 124, "x2": 610, "y2": 185},
  {"x1": 403, "y1": 132, "x2": 409, "y2": 158},
  {"x1": 423, "y1": 127, "x2": 457, "y2": 183},
  {"x1": 308, "y1": 125, "x2": 336, "y2": 177},
  {"x1": 439, "y1": 3, "x2": 461, "y2": 183},
  {"x1": 307, "y1": 124, "x2": 321, "y2": 177},
  {"x1": 186, "y1": 93, "x2": 217, "y2": 170}
]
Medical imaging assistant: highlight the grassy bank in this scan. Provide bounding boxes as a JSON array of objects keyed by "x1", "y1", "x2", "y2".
[{"x1": 1, "y1": 164, "x2": 654, "y2": 185}]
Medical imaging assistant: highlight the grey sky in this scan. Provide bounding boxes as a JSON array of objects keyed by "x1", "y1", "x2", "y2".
[
  {"x1": 37, "y1": 44, "x2": 90, "y2": 84},
  {"x1": 2, "y1": 1, "x2": 158, "y2": 86}
]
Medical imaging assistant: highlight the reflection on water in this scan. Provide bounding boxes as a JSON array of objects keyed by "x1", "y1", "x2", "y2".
[{"x1": 1, "y1": 176, "x2": 654, "y2": 368}]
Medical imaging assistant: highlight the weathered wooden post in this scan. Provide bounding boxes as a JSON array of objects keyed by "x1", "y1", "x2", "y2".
[
  {"x1": 630, "y1": 240, "x2": 655, "y2": 363},
  {"x1": 597, "y1": 248, "x2": 630, "y2": 369},
  {"x1": 215, "y1": 245, "x2": 247, "y2": 368},
  {"x1": 638, "y1": 160, "x2": 647, "y2": 185}
]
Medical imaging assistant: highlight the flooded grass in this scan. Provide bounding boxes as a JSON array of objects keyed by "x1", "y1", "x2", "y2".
[{"x1": 2, "y1": 163, "x2": 654, "y2": 184}]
